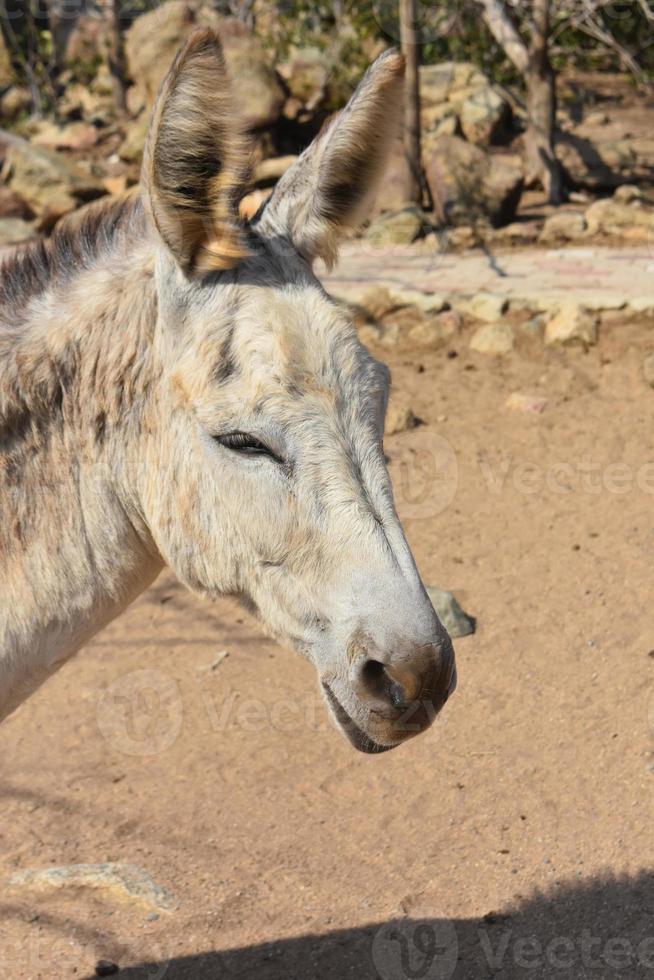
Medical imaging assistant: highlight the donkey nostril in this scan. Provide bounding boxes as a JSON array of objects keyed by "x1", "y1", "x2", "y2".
[{"x1": 359, "y1": 659, "x2": 407, "y2": 710}]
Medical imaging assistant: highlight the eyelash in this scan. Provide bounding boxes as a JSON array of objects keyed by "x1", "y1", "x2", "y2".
[{"x1": 214, "y1": 431, "x2": 283, "y2": 463}]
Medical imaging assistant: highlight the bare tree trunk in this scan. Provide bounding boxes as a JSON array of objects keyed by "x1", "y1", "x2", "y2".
[
  {"x1": 477, "y1": 0, "x2": 564, "y2": 204},
  {"x1": 102, "y1": 0, "x2": 127, "y2": 113},
  {"x1": 524, "y1": 0, "x2": 563, "y2": 203},
  {"x1": 399, "y1": 0, "x2": 422, "y2": 205}
]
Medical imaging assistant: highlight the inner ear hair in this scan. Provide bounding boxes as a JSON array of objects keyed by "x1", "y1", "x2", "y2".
[{"x1": 143, "y1": 29, "x2": 253, "y2": 276}]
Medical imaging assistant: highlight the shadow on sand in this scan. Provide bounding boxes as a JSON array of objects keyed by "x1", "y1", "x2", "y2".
[{"x1": 83, "y1": 870, "x2": 654, "y2": 980}]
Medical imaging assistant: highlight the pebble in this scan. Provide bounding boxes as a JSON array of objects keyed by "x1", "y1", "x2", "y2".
[{"x1": 426, "y1": 587, "x2": 475, "y2": 638}]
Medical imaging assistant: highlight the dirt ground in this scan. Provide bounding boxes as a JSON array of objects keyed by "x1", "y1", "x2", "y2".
[{"x1": 1, "y1": 294, "x2": 653, "y2": 980}]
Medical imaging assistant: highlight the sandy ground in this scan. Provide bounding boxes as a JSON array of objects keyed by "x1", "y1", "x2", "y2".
[{"x1": 1, "y1": 276, "x2": 653, "y2": 980}]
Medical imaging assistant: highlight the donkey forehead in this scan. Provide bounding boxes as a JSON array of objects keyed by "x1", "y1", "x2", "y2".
[{"x1": 191, "y1": 273, "x2": 388, "y2": 403}]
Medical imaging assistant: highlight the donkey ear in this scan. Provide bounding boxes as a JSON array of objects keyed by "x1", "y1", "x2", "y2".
[
  {"x1": 255, "y1": 49, "x2": 405, "y2": 268},
  {"x1": 142, "y1": 29, "x2": 251, "y2": 276}
]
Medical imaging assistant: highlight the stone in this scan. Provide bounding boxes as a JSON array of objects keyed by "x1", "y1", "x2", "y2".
[
  {"x1": 584, "y1": 110, "x2": 610, "y2": 126},
  {"x1": 644, "y1": 354, "x2": 654, "y2": 388},
  {"x1": 0, "y1": 217, "x2": 35, "y2": 246},
  {"x1": 31, "y1": 120, "x2": 100, "y2": 152},
  {"x1": 369, "y1": 137, "x2": 415, "y2": 217},
  {"x1": 585, "y1": 198, "x2": 654, "y2": 236},
  {"x1": 426, "y1": 587, "x2": 475, "y2": 638},
  {"x1": 506, "y1": 392, "x2": 548, "y2": 414},
  {"x1": 544, "y1": 303, "x2": 598, "y2": 348},
  {"x1": 613, "y1": 184, "x2": 643, "y2": 203},
  {"x1": 0, "y1": 86, "x2": 31, "y2": 120},
  {"x1": 254, "y1": 155, "x2": 298, "y2": 184},
  {"x1": 540, "y1": 211, "x2": 587, "y2": 242},
  {"x1": 469, "y1": 322, "x2": 514, "y2": 354},
  {"x1": 629, "y1": 297, "x2": 654, "y2": 315},
  {"x1": 422, "y1": 102, "x2": 459, "y2": 139},
  {"x1": 408, "y1": 310, "x2": 460, "y2": 347},
  {"x1": 465, "y1": 291, "x2": 508, "y2": 323},
  {"x1": 0, "y1": 186, "x2": 32, "y2": 220},
  {"x1": 492, "y1": 220, "x2": 540, "y2": 243},
  {"x1": 125, "y1": 3, "x2": 284, "y2": 129},
  {"x1": 385, "y1": 397, "x2": 419, "y2": 435},
  {"x1": 365, "y1": 207, "x2": 428, "y2": 246},
  {"x1": 277, "y1": 47, "x2": 330, "y2": 110},
  {"x1": 2, "y1": 136, "x2": 104, "y2": 226},
  {"x1": 8, "y1": 863, "x2": 178, "y2": 912},
  {"x1": 458, "y1": 87, "x2": 511, "y2": 146},
  {"x1": 425, "y1": 136, "x2": 523, "y2": 228}
]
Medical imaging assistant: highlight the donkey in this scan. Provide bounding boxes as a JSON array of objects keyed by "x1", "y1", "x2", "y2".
[{"x1": 0, "y1": 31, "x2": 456, "y2": 752}]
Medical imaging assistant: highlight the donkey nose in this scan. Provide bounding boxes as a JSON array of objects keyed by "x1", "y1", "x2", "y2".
[{"x1": 352, "y1": 635, "x2": 455, "y2": 729}]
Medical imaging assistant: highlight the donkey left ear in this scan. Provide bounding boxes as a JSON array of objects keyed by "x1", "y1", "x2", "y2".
[
  {"x1": 255, "y1": 49, "x2": 405, "y2": 268},
  {"x1": 142, "y1": 29, "x2": 252, "y2": 276}
]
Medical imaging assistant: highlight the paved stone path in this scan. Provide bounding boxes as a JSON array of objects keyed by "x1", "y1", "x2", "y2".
[{"x1": 321, "y1": 243, "x2": 654, "y2": 314}]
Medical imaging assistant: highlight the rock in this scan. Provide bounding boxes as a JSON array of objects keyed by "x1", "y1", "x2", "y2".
[
  {"x1": 584, "y1": 198, "x2": 654, "y2": 236},
  {"x1": 0, "y1": 218, "x2": 35, "y2": 246},
  {"x1": 506, "y1": 392, "x2": 548, "y2": 414},
  {"x1": 521, "y1": 315, "x2": 545, "y2": 337},
  {"x1": 365, "y1": 207, "x2": 428, "y2": 246},
  {"x1": 540, "y1": 211, "x2": 587, "y2": 242},
  {"x1": 464, "y1": 291, "x2": 508, "y2": 323},
  {"x1": 422, "y1": 102, "x2": 459, "y2": 139},
  {"x1": 0, "y1": 186, "x2": 32, "y2": 220},
  {"x1": 408, "y1": 310, "x2": 461, "y2": 347},
  {"x1": 2, "y1": 136, "x2": 105, "y2": 227},
  {"x1": 544, "y1": 303, "x2": 598, "y2": 348},
  {"x1": 425, "y1": 136, "x2": 523, "y2": 228},
  {"x1": 458, "y1": 87, "x2": 511, "y2": 146},
  {"x1": 629, "y1": 297, "x2": 654, "y2": 315},
  {"x1": 613, "y1": 184, "x2": 643, "y2": 203},
  {"x1": 0, "y1": 86, "x2": 31, "y2": 119},
  {"x1": 470, "y1": 322, "x2": 514, "y2": 354},
  {"x1": 62, "y1": 13, "x2": 104, "y2": 67},
  {"x1": 254, "y1": 155, "x2": 298, "y2": 184},
  {"x1": 125, "y1": 3, "x2": 284, "y2": 129},
  {"x1": 369, "y1": 137, "x2": 415, "y2": 217},
  {"x1": 385, "y1": 397, "x2": 419, "y2": 435},
  {"x1": 8, "y1": 863, "x2": 178, "y2": 912},
  {"x1": 584, "y1": 110, "x2": 610, "y2": 126},
  {"x1": 492, "y1": 220, "x2": 540, "y2": 243},
  {"x1": 644, "y1": 354, "x2": 654, "y2": 388},
  {"x1": 426, "y1": 586, "x2": 475, "y2": 638},
  {"x1": 277, "y1": 47, "x2": 330, "y2": 111},
  {"x1": 31, "y1": 120, "x2": 101, "y2": 152}
]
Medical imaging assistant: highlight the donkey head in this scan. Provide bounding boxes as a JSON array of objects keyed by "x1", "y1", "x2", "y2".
[{"x1": 139, "y1": 31, "x2": 456, "y2": 753}]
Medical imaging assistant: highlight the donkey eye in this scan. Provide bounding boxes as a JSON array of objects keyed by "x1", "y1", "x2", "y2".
[{"x1": 214, "y1": 431, "x2": 281, "y2": 462}]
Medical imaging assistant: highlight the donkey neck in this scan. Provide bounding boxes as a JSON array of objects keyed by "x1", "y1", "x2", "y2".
[{"x1": 0, "y1": 200, "x2": 164, "y2": 719}]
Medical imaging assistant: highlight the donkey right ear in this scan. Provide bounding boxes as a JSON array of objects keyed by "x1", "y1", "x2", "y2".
[{"x1": 142, "y1": 30, "x2": 251, "y2": 276}]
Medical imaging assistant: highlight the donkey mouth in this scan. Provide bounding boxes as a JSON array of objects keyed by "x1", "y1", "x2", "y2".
[{"x1": 322, "y1": 683, "x2": 395, "y2": 755}]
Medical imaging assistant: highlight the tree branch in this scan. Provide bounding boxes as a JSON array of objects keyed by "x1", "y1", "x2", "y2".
[{"x1": 476, "y1": 0, "x2": 529, "y2": 74}]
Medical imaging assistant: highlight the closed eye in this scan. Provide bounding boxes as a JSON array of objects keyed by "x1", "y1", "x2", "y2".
[{"x1": 214, "y1": 431, "x2": 283, "y2": 464}]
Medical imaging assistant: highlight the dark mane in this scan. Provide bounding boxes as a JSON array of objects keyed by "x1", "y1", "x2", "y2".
[{"x1": 0, "y1": 192, "x2": 146, "y2": 316}]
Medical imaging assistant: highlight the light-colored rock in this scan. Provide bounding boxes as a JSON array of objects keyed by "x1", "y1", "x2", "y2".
[
  {"x1": 365, "y1": 207, "x2": 428, "y2": 246},
  {"x1": 408, "y1": 310, "x2": 461, "y2": 347},
  {"x1": 386, "y1": 397, "x2": 419, "y2": 435},
  {"x1": 0, "y1": 217, "x2": 35, "y2": 246},
  {"x1": 470, "y1": 322, "x2": 514, "y2": 354},
  {"x1": 539, "y1": 211, "x2": 587, "y2": 242},
  {"x1": 585, "y1": 198, "x2": 654, "y2": 236},
  {"x1": 425, "y1": 136, "x2": 523, "y2": 228},
  {"x1": 544, "y1": 303, "x2": 598, "y2": 348},
  {"x1": 492, "y1": 220, "x2": 540, "y2": 243},
  {"x1": 426, "y1": 586, "x2": 475, "y2": 638},
  {"x1": 465, "y1": 291, "x2": 508, "y2": 323},
  {"x1": 644, "y1": 353, "x2": 654, "y2": 388},
  {"x1": 422, "y1": 102, "x2": 459, "y2": 139},
  {"x1": 8, "y1": 863, "x2": 178, "y2": 912},
  {"x1": 0, "y1": 86, "x2": 31, "y2": 119},
  {"x1": 506, "y1": 392, "x2": 548, "y2": 414},
  {"x1": 458, "y1": 87, "x2": 510, "y2": 146},
  {"x1": 613, "y1": 184, "x2": 643, "y2": 203},
  {"x1": 277, "y1": 47, "x2": 330, "y2": 110},
  {"x1": 254, "y1": 155, "x2": 298, "y2": 184},
  {"x1": 125, "y1": 3, "x2": 284, "y2": 129},
  {"x1": 629, "y1": 297, "x2": 654, "y2": 315},
  {"x1": 31, "y1": 120, "x2": 100, "y2": 152},
  {"x1": 2, "y1": 135, "x2": 104, "y2": 225}
]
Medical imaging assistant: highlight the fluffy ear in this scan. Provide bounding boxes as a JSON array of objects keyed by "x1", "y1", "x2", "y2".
[
  {"x1": 255, "y1": 49, "x2": 405, "y2": 268},
  {"x1": 142, "y1": 29, "x2": 252, "y2": 276}
]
